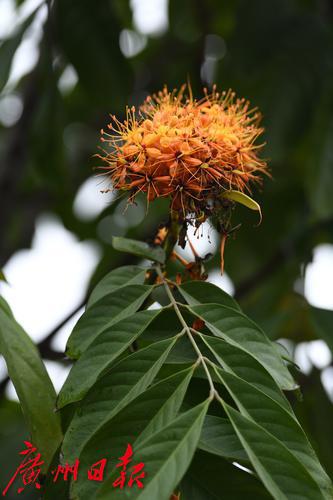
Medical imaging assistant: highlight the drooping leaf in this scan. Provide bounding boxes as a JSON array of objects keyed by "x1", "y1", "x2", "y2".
[
  {"x1": 199, "y1": 415, "x2": 248, "y2": 463},
  {"x1": 97, "y1": 400, "x2": 210, "y2": 499},
  {"x1": 112, "y1": 236, "x2": 166, "y2": 264},
  {"x1": 187, "y1": 303, "x2": 296, "y2": 390},
  {"x1": 71, "y1": 368, "x2": 194, "y2": 499},
  {"x1": 178, "y1": 280, "x2": 240, "y2": 310},
  {"x1": 215, "y1": 368, "x2": 332, "y2": 497},
  {"x1": 180, "y1": 450, "x2": 271, "y2": 500},
  {"x1": 0, "y1": 304, "x2": 62, "y2": 470},
  {"x1": 62, "y1": 337, "x2": 178, "y2": 462},
  {"x1": 201, "y1": 334, "x2": 291, "y2": 412},
  {"x1": 221, "y1": 403, "x2": 329, "y2": 500},
  {"x1": 87, "y1": 265, "x2": 147, "y2": 308},
  {"x1": 66, "y1": 284, "x2": 153, "y2": 358},
  {"x1": 58, "y1": 309, "x2": 162, "y2": 408}
]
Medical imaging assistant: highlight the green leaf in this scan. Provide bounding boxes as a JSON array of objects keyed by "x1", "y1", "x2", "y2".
[
  {"x1": 178, "y1": 280, "x2": 240, "y2": 310},
  {"x1": 201, "y1": 334, "x2": 291, "y2": 412},
  {"x1": 66, "y1": 284, "x2": 153, "y2": 358},
  {"x1": 0, "y1": 269, "x2": 8, "y2": 283},
  {"x1": 221, "y1": 403, "x2": 329, "y2": 500},
  {"x1": 87, "y1": 266, "x2": 147, "y2": 308},
  {"x1": 0, "y1": 304, "x2": 62, "y2": 470},
  {"x1": 97, "y1": 400, "x2": 210, "y2": 500},
  {"x1": 62, "y1": 337, "x2": 178, "y2": 462},
  {"x1": 188, "y1": 303, "x2": 296, "y2": 391},
  {"x1": 199, "y1": 415, "x2": 248, "y2": 463},
  {"x1": 221, "y1": 190, "x2": 262, "y2": 222},
  {"x1": 112, "y1": 236, "x2": 166, "y2": 264},
  {"x1": 58, "y1": 309, "x2": 161, "y2": 408},
  {"x1": 0, "y1": 295, "x2": 13, "y2": 317},
  {"x1": 181, "y1": 450, "x2": 271, "y2": 500},
  {"x1": 71, "y1": 368, "x2": 194, "y2": 500},
  {"x1": 215, "y1": 368, "x2": 332, "y2": 498}
]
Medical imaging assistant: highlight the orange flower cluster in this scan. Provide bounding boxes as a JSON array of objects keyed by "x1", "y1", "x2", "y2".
[{"x1": 99, "y1": 85, "x2": 267, "y2": 216}]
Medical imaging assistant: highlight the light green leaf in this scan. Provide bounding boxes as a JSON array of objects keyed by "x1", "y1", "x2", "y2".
[
  {"x1": 187, "y1": 303, "x2": 296, "y2": 391},
  {"x1": 66, "y1": 284, "x2": 153, "y2": 358},
  {"x1": 87, "y1": 265, "x2": 147, "y2": 308},
  {"x1": 97, "y1": 399, "x2": 210, "y2": 500},
  {"x1": 0, "y1": 304, "x2": 62, "y2": 470},
  {"x1": 112, "y1": 236, "x2": 166, "y2": 264},
  {"x1": 178, "y1": 280, "x2": 240, "y2": 310},
  {"x1": 62, "y1": 337, "x2": 178, "y2": 462},
  {"x1": 221, "y1": 403, "x2": 329, "y2": 500},
  {"x1": 221, "y1": 189, "x2": 262, "y2": 222},
  {"x1": 0, "y1": 295, "x2": 13, "y2": 317},
  {"x1": 71, "y1": 368, "x2": 194, "y2": 500},
  {"x1": 58, "y1": 309, "x2": 161, "y2": 408},
  {"x1": 215, "y1": 368, "x2": 332, "y2": 498},
  {"x1": 199, "y1": 415, "x2": 248, "y2": 463}
]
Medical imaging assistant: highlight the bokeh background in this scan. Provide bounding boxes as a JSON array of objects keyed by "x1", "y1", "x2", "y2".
[{"x1": 0, "y1": 0, "x2": 333, "y2": 496}]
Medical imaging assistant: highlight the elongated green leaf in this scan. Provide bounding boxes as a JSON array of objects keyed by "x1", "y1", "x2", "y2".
[
  {"x1": 62, "y1": 337, "x2": 178, "y2": 462},
  {"x1": 188, "y1": 303, "x2": 296, "y2": 390},
  {"x1": 201, "y1": 334, "x2": 291, "y2": 412},
  {"x1": 87, "y1": 266, "x2": 147, "y2": 308},
  {"x1": 181, "y1": 451, "x2": 271, "y2": 500},
  {"x1": 66, "y1": 284, "x2": 153, "y2": 358},
  {"x1": 215, "y1": 368, "x2": 332, "y2": 498},
  {"x1": 0, "y1": 305, "x2": 62, "y2": 470},
  {"x1": 58, "y1": 309, "x2": 161, "y2": 408},
  {"x1": 112, "y1": 236, "x2": 166, "y2": 263},
  {"x1": 178, "y1": 280, "x2": 240, "y2": 310},
  {"x1": 97, "y1": 400, "x2": 210, "y2": 499},
  {"x1": 199, "y1": 415, "x2": 248, "y2": 463},
  {"x1": 222, "y1": 403, "x2": 328, "y2": 500},
  {"x1": 72, "y1": 368, "x2": 194, "y2": 500}
]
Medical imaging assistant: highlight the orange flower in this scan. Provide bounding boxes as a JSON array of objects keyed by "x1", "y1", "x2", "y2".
[{"x1": 98, "y1": 84, "x2": 267, "y2": 220}]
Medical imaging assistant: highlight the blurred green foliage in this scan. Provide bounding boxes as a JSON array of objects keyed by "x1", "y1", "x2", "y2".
[{"x1": 1, "y1": 0, "x2": 333, "y2": 492}]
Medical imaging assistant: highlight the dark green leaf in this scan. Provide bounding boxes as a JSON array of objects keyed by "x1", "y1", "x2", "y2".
[
  {"x1": 97, "y1": 400, "x2": 210, "y2": 499},
  {"x1": 58, "y1": 309, "x2": 161, "y2": 408},
  {"x1": 188, "y1": 303, "x2": 296, "y2": 390},
  {"x1": 0, "y1": 304, "x2": 62, "y2": 470},
  {"x1": 71, "y1": 368, "x2": 194, "y2": 499},
  {"x1": 215, "y1": 369, "x2": 332, "y2": 497},
  {"x1": 222, "y1": 403, "x2": 329, "y2": 500},
  {"x1": 181, "y1": 450, "x2": 271, "y2": 500},
  {"x1": 178, "y1": 280, "x2": 240, "y2": 310},
  {"x1": 66, "y1": 284, "x2": 153, "y2": 358},
  {"x1": 201, "y1": 334, "x2": 291, "y2": 411},
  {"x1": 87, "y1": 266, "x2": 147, "y2": 308},
  {"x1": 62, "y1": 337, "x2": 178, "y2": 461},
  {"x1": 199, "y1": 415, "x2": 248, "y2": 463}
]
